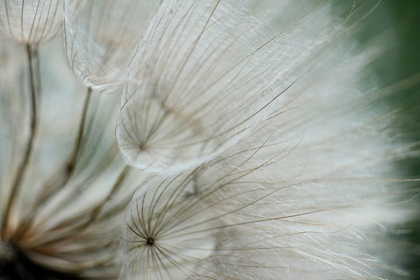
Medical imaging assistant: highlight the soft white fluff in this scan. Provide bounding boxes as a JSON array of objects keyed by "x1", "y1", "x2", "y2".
[
  {"x1": 0, "y1": 40, "x2": 149, "y2": 278},
  {"x1": 119, "y1": 1, "x2": 419, "y2": 279},
  {"x1": 116, "y1": 0, "x2": 344, "y2": 173},
  {"x1": 0, "y1": 0, "x2": 70, "y2": 45},
  {"x1": 121, "y1": 116, "x2": 416, "y2": 279},
  {"x1": 63, "y1": 0, "x2": 161, "y2": 91}
]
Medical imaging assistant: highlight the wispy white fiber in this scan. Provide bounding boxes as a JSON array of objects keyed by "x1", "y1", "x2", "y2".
[
  {"x1": 116, "y1": 0, "x2": 345, "y2": 173},
  {"x1": 0, "y1": 40, "x2": 150, "y2": 278},
  {"x1": 63, "y1": 0, "x2": 161, "y2": 92},
  {"x1": 121, "y1": 113, "x2": 417, "y2": 279},
  {"x1": 0, "y1": 0, "x2": 72, "y2": 45},
  {"x1": 0, "y1": 0, "x2": 418, "y2": 279},
  {"x1": 118, "y1": 1, "x2": 420, "y2": 279}
]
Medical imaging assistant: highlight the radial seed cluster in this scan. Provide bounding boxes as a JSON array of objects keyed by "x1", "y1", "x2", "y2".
[{"x1": 0, "y1": 0, "x2": 419, "y2": 280}]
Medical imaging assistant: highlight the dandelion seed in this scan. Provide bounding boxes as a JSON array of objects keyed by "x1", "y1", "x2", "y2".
[
  {"x1": 118, "y1": 1, "x2": 420, "y2": 278},
  {"x1": 0, "y1": 0, "x2": 418, "y2": 279},
  {"x1": 116, "y1": 0, "x2": 340, "y2": 173},
  {"x1": 0, "y1": 0, "x2": 81, "y2": 45},
  {"x1": 115, "y1": 0, "x2": 384, "y2": 174},
  {"x1": 0, "y1": 36, "x2": 148, "y2": 279},
  {"x1": 121, "y1": 115, "x2": 418, "y2": 279},
  {"x1": 63, "y1": 0, "x2": 162, "y2": 92}
]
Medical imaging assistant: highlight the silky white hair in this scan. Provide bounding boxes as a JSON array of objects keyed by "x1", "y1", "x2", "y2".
[
  {"x1": 63, "y1": 0, "x2": 161, "y2": 91},
  {"x1": 115, "y1": 0, "x2": 347, "y2": 174},
  {"x1": 121, "y1": 117, "x2": 416, "y2": 279},
  {"x1": 0, "y1": 38, "x2": 150, "y2": 278},
  {"x1": 118, "y1": 0, "x2": 420, "y2": 279},
  {"x1": 0, "y1": 0, "x2": 418, "y2": 279}
]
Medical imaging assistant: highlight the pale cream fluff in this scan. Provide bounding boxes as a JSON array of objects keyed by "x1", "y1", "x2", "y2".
[
  {"x1": 0, "y1": 38, "x2": 150, "y2": 279},
  {"x1": 0, "y1": 0, "x2": 418, "y2": 279},
  {"x1": 0, "y1": 0, "x2": 80, "y2": 45},
  {"x1": 63, "y1": 0, "x2": 161, "y2": 92},
  {"x1": 118, "y1": 0, "x2": 419, "y2": 279},
  {"x1": 116, "y1": 0, "x2": 342, "y2": 174}
]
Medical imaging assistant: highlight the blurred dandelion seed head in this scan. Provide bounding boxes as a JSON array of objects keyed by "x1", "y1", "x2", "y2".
[{"x1": 0, "y1": 0, "x2": 419, "y2": 279}]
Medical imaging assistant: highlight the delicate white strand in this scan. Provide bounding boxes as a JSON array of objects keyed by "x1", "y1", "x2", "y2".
[
  {"x1": 118, "y1": 2, "x2": 419, "y2": 278},
  {"x1": 0, "y1": 0, "x2": 418, "y2": 279},
  {"x1": 0, "y1": 0, "x2": 73, "y2": 45},
  {"x1": 63, "y1": 0, "x2": 162, "y2": 92},
  {"x1": 116, "y1": 0, "x2": 365, "y2": 173},
  {"x1": 121, "y1": 116, "x2": 417, "y2": 279},
  {"x1": 0, "y1": 38, "x2": 151, "y2": 278}
]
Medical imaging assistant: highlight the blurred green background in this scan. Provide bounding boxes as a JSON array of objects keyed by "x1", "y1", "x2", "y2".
[{"x1": 378, "y1": 1, "x2": 420, "y2": 279}]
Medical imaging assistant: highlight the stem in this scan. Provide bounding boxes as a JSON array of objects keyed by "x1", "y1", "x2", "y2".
[
  {"x1": 2, "y1": 45, "x2": 38, "y2": 235},
  {"x1": 35, "y1": 166, "x2": 130, "y2": 246},
  {"x1": 10, "y1": 87, "x2": 93, "y2": 241},
  {"x1": 65, "y1": 87, "x2": 92, "y2": 178}
]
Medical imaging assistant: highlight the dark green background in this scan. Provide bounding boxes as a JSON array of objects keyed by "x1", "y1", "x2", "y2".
[{"x1": 373, "y1": 1, "x2": 420, "y2": 279}]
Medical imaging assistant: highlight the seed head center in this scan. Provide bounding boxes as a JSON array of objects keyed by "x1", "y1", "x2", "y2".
[{"x1": 146, "y1": 237, "x2": 155, "y2": 246}]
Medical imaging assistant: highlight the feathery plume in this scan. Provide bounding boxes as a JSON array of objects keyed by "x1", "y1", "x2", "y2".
[
  {"x1": 63, "y1": 0, "x2": 162, "y2": 92},
  {"x1": 118, "y1": 1, "x2": 420, "y2": 278},
  {"x1": 0, "y1": 0, "x2": 82, "y2": 45},
  {"x1": 0, "y1": 38, "x2": 148, "y2": 279},
  {"x1": 0, "y1": 0, "x2": 419, "y2": 279},
  {"x1": 121, "y1": 113, "x2": 418, "y2": 279},
  {"x1": 116, "y1": 0, "x2": 347, "y2": 173}
]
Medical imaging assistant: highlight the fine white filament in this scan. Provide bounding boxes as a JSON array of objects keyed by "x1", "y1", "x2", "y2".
[
  {"x1": 0, "y1": 0, "x2": 70, "y2": 45},
  {"x1": 0, "y1": 0, "x2": 418, "y2": 279},
  {"x1": 116, "y1": 0, "x2": 343, "y2": 173},
  {"x1": 63, "y1": 0, "x2": 161, "y2": 91}
]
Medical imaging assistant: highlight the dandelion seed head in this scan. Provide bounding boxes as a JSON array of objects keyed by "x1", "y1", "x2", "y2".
[
  {"x1": 121, "y1": 114, "x2": 415, "y2": 279},
  {"x1": 0, "y1": 37, "x2": 150, "y2": 279},
  {"x1": 0, "y1": 0, "x2": 418, "y2": 279},
  {"x1": 63, "y1": 0, "x2": 161, "y2": 92},
  {"x1": 0, "y1": 0, "x2": 78, "y2": 45},
  {"x1": 116, "y1": 0, "x2": 341, "y2": 174},
  {"x1": 121, "y1": 173, "x2": 219, "y2": 279}
]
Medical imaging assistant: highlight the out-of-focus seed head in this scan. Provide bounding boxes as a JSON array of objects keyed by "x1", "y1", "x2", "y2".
[
  {"x1": 63, "y1": 0, "x2": 161, "y2": 92},
  {"x1": 121, "y1": 115, "x2": 418, "y2": 279},
  {"x1": 0, "y1": 0, "x2": 81, "y2": 45},
  {"x1": 116, "y1": 0, "x2": 346, "y2": 174},
  {"x1": 0, "y1": 38, "x2": 149, "y2": 279}
]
